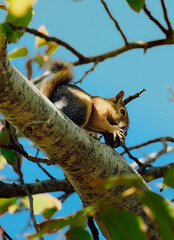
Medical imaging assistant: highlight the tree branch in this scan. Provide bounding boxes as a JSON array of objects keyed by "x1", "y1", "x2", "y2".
[
  {"x1": 6, "y1": 22, "x2": 86, "y2": 61},
  {"x1": 142, "y1": 162, "x2": 174, "y2": 180},
  {"x1": 5, "y1": 23, "x2": 174, "y2": 66},
  {"x1": 0, "y1": 179, "x2": 73, "y2": 198},
  {"x1": 160, "y1": 0, "x2": 173, "y2": 34},
  {"x1": 121, "y1": 136, "x2": 174, "y2": 153},
  {"x1": 143, "y1": 4, "x2": 167, "y2": 35}
]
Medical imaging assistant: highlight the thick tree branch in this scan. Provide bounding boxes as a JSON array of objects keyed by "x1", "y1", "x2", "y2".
[
  {"x1": 0, "y1": 179, "x2": 73, "y2": 198},
  {"x1": 0, "y1": 40, "x2": 160, "y2": 239},
  {"x1": 5, "y1": 23, "x2": 174, "y2": 66}
]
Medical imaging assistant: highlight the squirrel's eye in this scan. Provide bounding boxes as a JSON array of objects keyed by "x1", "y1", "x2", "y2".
[{"x1": 120, "y1": 109, "x2": 125, "y2": 115}]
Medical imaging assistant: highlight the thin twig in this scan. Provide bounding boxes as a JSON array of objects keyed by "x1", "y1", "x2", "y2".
[
  {"x1": 121, "y1": 144, "x2": 143, "y2": 167},
  {"x1": 0, "y1": 225, "x2": 13, "y2": 240},
  {"x1": 143, "y1": 4, "x2": 167, "y2": 35},
  {"x1": 100, "y1": 0, "x2": 128, "y2": 45},
  {"x1": 121, "y1": 136, "x2": 174, "y2": 154},
  {"x1": 37, "y1": 163, "x2": 56, "y2": 179},
  {"x1": 124, "y1": 89, "x2": 146, "y2": 105},
  {"x1": 0, "y1": 143, "x2": 56, "y2": 164},
  {"x1": 160, "y1": 0, "x2": 173, "y2": 34},
  {"x1": 131, "y1": 146, "x2": 174, "y2": 169},
  {"x1": 6, "y1": 22, "x2": 85, "y2": 61},
  {"x1": 35, "y1": 149, "x2": 56, "y2": 179},
  {"x1": 5, "y1": 123, "x2": 41, "y2": 237},
  {"x1": 166, "y1": 85, "x2": 174, "y2": 101},
  {"x1": 31, "y1": 71, "x2": 50, "y2": 85},
  {"x1": 137, "y1": 140, "x2": 168, "y2": 174},
  {"x1": 74, "y1": 62, "x2": 99, "y2": 84},
  {"x1": 88, "y1": 217, "x2": 99, "y2": 240}
]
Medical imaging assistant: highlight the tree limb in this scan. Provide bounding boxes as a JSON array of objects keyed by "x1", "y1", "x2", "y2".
[
  {"x1": 0, "y1": 179, "x2": 73, "y2": 198},
  {"x1": 0, "y1": 39, "x2": 160, "y2": 239}
]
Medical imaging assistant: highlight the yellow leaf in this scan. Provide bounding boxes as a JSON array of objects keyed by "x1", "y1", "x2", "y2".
[
  {"x1": 21, "y1": 194, "x2": 62, "y2": 214},
  {"x1": 9, "y1": 0, "x2": 35, "y2": 17},
  {"x1": 36, "y1": 25, "x2": 48, "y2": 47}
]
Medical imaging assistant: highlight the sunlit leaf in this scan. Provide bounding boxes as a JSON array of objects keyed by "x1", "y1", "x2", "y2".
[
  {"x1": 93, "y1": 174, "x2": 141, "y2": 190},
  {"x1": 0, "y1": 198, "x2": 17, "y2": 215},
  {"x1": 34, "y1": 54, "x2": 44, "y2": 67},
  {"x1": 1, "y1": 148, "x2": 17, "y2": 165},
  {"x1": 102, "y1": 208, "x2": 147, "y2": 240},
  {"x1": 66, "y1": 226, "x2": 92, "y2": 240},
  {"x1": 8, "y1": 0, "x2": 35, "y2": 17},
  {"x1": 45, "y1": 42, "x2": 59, "y2": 56},
  {"x1": 21, "y1": 194, "x2": 61, "y2": 215},
  {"x1": 36, "y1": 25, "x2": 48, "y2": 47},
  {"x1": 163, "y1": 166, "x2": 174, "y2": 189},
  {"x1": 126, "y1": 0, "x2": 145, "y2": 12},
  {"x1": 8, "y1": 203, "x2": 20, "y2": 213},
  {"x1": 28, "y1": 211, "x2": 87, "y2": 240},
  {"x1": 140, "y1": 191, "x2": 174, "y2": 240},
  {"x1": 0, "y1": 154, "x2": 7, "y2": 169},
  {"x1": 6, "y1": 8, "x2": 33, "y2": 41},
  {"x1": 8, "y1": 47, "x2": 28, "y2": 59}
]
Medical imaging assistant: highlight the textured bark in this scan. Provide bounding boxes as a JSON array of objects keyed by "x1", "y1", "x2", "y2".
[
  {"x1": 0, "y1": 40, "x2": 160, "y2": 240},
  {"x1": 0, "y1": 180, "x2": 72, "y2": 198}
]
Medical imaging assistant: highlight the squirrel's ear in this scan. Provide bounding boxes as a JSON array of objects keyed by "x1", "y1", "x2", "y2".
[{"x1": 113, "y1": 90, "x2": 124, "y2": 103}]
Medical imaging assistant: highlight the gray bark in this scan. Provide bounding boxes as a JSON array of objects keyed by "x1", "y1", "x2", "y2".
[{"x1": 0, "y1": 40, "x2": 160, "y2": 239}]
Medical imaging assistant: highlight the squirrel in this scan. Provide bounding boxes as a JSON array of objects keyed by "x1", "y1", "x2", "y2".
[{"x1": 40, "y1": 60, "x2": 129, "y2": 148}]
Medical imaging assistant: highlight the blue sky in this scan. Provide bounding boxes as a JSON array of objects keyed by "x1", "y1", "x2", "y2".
[{"x1": 1, "y1": 0, "x2": 174, "y2": 239}]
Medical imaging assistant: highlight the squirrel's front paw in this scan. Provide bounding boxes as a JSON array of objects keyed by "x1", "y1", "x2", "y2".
[{"x1": 113, "y1": 127, "x2": 125, "y2": 143}]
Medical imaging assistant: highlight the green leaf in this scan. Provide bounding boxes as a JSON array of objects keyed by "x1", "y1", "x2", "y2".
[
  {"x1": 33, "y1": 54, "x2": 44, "y2": 67},
  {"x1": 140, "y1": 191, "x2": 174, "y2": 240},
  {"x1": 28, "y1": 211, "x2": 87, "y2": 240},
  {"x1": 0, "y1": 198, "x2": 17, "y2": 215},
  {"x1": 102, "y1": 208, "x2": 147, "y2": 240},
  {"x1": 21, "y1": 194, "x2": 61, "y2": 215},
  {"x1": 105, "y1": 174, "x2": 141, "y2": 190},
  {"x1": 8, "y1": 47, "x2": 28, "y2": 59},
  {"x1": 126, "y1": 0, "x2": 145, "y2": 12},
  {"x1": 66, "y1": 226, "x2": 92, "y2": 240},
  {"x1": 163, "y1": 166, "x2": 174, "y2": 189},
  {"x1": 43, "y1": 207, "x2": 58, "y2": 220},
  {"x1": 0, "y1": 23, "x2": 16, "y2": 43},
  {"x1": 5, "y1": 8, "x2": 33, "y2": 40},
  {"x1": 1, "y1": 148, "x2": 17, "y2": 165}
]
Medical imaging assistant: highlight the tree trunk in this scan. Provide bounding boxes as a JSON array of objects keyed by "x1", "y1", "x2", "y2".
[{"x1": 0, "y1": 40, "x2": 160, "y2": 240}]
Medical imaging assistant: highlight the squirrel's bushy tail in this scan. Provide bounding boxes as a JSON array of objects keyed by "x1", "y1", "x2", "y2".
[{"x1": 41, "y1": 60, "x2": 73, "y2": 98}]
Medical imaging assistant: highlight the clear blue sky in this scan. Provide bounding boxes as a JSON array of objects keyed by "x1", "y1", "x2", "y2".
[{"x1": 1, "y1": 0, "x2": 174, "y2": 239}]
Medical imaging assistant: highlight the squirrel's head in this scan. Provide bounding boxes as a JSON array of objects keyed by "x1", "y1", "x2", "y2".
[{"x1": 109, "y1": 90, "x2": 129, "y2": 133}]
